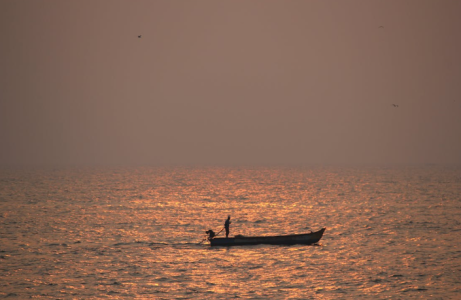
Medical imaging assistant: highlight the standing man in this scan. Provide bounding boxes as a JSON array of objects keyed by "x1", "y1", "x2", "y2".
[{"x1": 224, "y1": 215, "x2": 231, "y2": 238}]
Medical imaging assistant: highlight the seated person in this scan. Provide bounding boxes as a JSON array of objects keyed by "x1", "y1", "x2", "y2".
[{"x1": 205, "y1": 230, "x2": 215, "y2": 240}]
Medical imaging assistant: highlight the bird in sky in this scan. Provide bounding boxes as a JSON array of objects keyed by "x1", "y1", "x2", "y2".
[
  {"x1": 138, "y1": 35, "x2": 142, "y2": 38},
  {"x1": 392, "y1": 104, "x2": 399, "y2": 107}
]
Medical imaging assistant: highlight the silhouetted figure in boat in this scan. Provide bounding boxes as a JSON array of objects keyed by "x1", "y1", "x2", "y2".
[
  {"x1": 224, "y1": 215, "x2": 231, "y2": 238},
  {"x1": 205, "y1": 230, "x2": 215, "y2": 241}
]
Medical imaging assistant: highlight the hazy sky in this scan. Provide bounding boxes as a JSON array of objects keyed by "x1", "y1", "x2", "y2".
[{"x1": 1, "y1": 0, "x2": 460, "y2": 166}]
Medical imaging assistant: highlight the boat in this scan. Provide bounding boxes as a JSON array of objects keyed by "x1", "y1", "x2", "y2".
[{"x1": 209, "y1": 228, "x2": 326, "y2": 246}]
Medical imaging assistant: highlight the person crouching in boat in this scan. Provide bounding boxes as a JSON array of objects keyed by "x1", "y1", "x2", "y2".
[
  {"x1": 205, "y1": 230, "x2": 215, "y2": 241},
  {"x1": 224, "y1": 215, "x2": 231, "y2": 238}
]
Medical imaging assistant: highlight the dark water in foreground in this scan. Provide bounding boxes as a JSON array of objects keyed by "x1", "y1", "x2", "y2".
[{"x1": 1, "y1": 166, "x2": 461, "y2": 299}]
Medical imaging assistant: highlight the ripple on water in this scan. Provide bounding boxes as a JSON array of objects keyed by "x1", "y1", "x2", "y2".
[{"x1": 1, "y1": 166, "x2": 460, "y2": 298}]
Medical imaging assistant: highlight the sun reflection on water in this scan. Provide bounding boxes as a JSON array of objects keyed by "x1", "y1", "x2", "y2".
[{"x1": 1, "y1": 166, "x2": 460, "y2": 298}]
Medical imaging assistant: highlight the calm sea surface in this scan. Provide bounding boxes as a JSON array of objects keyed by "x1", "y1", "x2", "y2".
[{"x1": 1, "y1": 166, "x2": 460, "y2": 299}]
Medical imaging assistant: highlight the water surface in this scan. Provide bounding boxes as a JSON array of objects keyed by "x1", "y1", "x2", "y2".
[{"x1": 1, "y1": 166, "x2": 460, "y2": 298}]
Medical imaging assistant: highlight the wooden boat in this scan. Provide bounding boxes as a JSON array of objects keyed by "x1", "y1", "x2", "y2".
[{"x1": 209, "y1": 228, "x2": 325, "y2": 246}]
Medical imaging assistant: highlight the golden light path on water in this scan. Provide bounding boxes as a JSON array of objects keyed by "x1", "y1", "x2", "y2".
[{"x1": 0, "y1": 166, "x2": 460, "y2": 298}]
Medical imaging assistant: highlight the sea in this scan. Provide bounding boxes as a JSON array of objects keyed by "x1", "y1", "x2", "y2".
[{"x1": 1, "y1": 165, "x2": 460, "y2": 299}]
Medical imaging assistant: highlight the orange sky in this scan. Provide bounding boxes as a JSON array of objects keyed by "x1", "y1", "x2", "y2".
[{"x1": 1, "y1": 0, "x2": 460, "y2": 166}]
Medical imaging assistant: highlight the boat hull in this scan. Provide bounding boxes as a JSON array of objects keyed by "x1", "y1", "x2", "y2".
[{"x1": 209, "y1": 228, "x2": 325, "y2": 246}]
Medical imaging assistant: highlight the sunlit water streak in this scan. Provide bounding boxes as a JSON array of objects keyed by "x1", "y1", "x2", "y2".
[{"x1": 1, "y1": 166, "x2": 460, "y2": 299}]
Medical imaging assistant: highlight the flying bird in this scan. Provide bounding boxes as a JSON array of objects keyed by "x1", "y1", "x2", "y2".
[
  {"x1": 138, "y1": 35, "x2": 142, "y2": 38},
  {"x1": 379, "y1": 26, "x2": 384, "y2": 28},
  {"x1": 392, "y1": 104, "x2": 399, "y2": 107}
]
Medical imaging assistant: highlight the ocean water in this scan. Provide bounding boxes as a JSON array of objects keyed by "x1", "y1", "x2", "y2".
[{"x1": 1, "y1": 165, "x2": 460, "y2": 299}]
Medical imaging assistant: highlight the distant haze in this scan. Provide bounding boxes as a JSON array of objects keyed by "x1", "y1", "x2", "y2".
[{"x1": 1, "y1": 1, "x2": 461, "y2": 166}]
